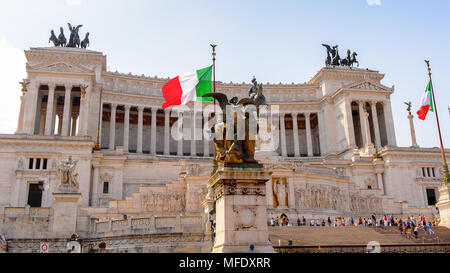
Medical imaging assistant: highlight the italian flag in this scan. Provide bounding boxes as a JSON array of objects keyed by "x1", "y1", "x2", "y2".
[
  {"x1": 162, "y1": 65, "x2": 213, "y2": 108},
  {"x1": 416, "y1": 81, "x2": 434, "y2": 120}
]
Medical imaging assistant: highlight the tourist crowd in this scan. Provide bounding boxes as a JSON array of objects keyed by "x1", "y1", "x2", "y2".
[{"x1": 269, "y1": 214, "x2": 439, "y2": 237}]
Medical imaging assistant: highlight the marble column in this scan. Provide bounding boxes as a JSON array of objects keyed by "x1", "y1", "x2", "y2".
[
  {"x1": 70, "y1": 113, "x2": 78, "y2": 136},
  {"x1": 191, "y1": 111, "x2": 196, "y2": 156},
  {"x1": 408, "y1": 112, "x2": 419, "y2": 147},
  {"x1": 109, "y1": 104, "x2": 117, "y2": 150},
  {"x1": 203, "y1": 112, "x2": 210, "y2": 157},
  {"x1": 345, "y1": 98, "x2": 356, "y2": 149},
  {"x1": 305, "y1": 113, "x2": 313, "y2": 157},
  {"x1": 292, "y1": 113, "x2": 300, "y2": 157},
  {"x1": 44, "y1": 84, "x2": 56, "y2": 135},
  {"x1": 98, "y1": 102, "x2": 103, "y2": 147},
  {"x1": 370, "y1": 101, "x2": 382, "y2": 148},
  {"x1": 92, "y1": 165, "x2": 100, "y2": 206},
  {"x1": 71, "y1": 114, "x2": 78, "y2": 136},
  {"x1": 34, "y1": 94, "x2": 43, "y2": 135},
  {"x1": 78, "y1": 88, "x2": 87, "y2": 136},
  {"x1": 358, "y1": 101, "x2": 367, "y2": 147},
  {"x1": 23, "y1": 83, "x2": 39, "y2": 135},
  {"x1": 137, "y1": 106, "x2": 144, "y2": 153},
  {"x1": 363, "y1": 110, "x2": 372, "y2": 146},
  {"x1": 177, "y1": 110, "x2": 183, "y2": 156},
  {"x1": 39, "y1": 111, "x2": 46, "y2": 135},
  {"x1": 61, "y1": 85, "x2": 72, "y2": 136},
  {"x1": 383, "y1": 99, "x2": 397, "y2": 146},
  {"x1": 16, "y1": 95, "x2": 25, "y2": 134},
  {"x1": 151, "y1": 108, "x2": 157, "y2": 154},
  {"x1": 123, "y1": 105, "x2": 131, "y2": 152},
  {"x1": 57, "y1": 114, "x2": 63, "y2": 135},
  {"x1": 164, "y1": 109, "x2": 170, "y2": 155},
  {"x1": 280, "y1": 113, "x2": 287, "y2": 157},
  {"x1": 51, "y1": 96, "x2": 59, "y2": 135}
]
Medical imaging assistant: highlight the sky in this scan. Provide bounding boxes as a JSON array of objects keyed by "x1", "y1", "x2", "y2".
[{"x1": 0, "y1": 0, "x2": 448, "y2": 148}]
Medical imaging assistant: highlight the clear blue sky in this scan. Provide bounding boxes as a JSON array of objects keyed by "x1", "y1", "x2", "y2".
[{"x1": 0, "y1": 0, "x2": 448, "y2": 148}]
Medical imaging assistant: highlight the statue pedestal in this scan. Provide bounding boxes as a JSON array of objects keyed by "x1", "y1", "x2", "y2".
[
  {"x1": 436, "y1": 183, "x2": 450, "y2": 228},
  {"x1": 209, "y1": 166, "x2": 274, "y2": 253},
  {"x1": 52, "y1": 190, "x2": 82, "y2": 236}
]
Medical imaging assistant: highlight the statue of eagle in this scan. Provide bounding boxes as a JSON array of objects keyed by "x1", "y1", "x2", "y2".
[{"x1": 202, "y1": 93, "x2": 255, "y2": 112}]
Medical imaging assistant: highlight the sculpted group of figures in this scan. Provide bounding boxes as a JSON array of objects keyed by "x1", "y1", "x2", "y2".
[
  {"x1": 140, "y1": 193, "x2": 186, "y2": 212},
  {"x1": 322, "y1": 44, "x2": 359, "y2": 67},
  {"x1": 49, "y1": 23, "x2": 90, "y2": 48},
  {"x1": 294, "y1": 184, "x2": 383, "y2": 213},
  {"x1": 203, "y1": 76, "x2": 267, "y2": 167}
]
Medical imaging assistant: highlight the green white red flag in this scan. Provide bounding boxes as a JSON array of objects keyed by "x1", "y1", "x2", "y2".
[
  {"x1": 162, "y1": 65, "x2": 213, "y2": 108},
  {"x1": 416, "y1": 81, "x2": 434, "y2": 120}
]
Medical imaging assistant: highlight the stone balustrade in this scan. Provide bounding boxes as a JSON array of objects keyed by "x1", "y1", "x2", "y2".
[{"x1": 93, "y1": 215, "x2": 203, "y2": 235}]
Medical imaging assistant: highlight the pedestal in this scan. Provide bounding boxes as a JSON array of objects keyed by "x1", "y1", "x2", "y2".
[
  {"x1": 436, "y1": 183, "x2": 450, "y2": 228},
  {"x1": 52, "y1": 191, "x2": 82, "y2": 236},
  {"x1": 209, "y1": 166, "x2": 274, "y2": 253}
]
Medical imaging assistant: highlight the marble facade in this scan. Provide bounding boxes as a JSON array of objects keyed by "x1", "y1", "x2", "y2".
[{"x1": 0, "y1": 46, "x2": 448, "y2": 251}]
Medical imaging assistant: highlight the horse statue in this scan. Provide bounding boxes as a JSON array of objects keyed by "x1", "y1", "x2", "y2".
[
  {"x1": 349, "y1": 52, "x2": 359, "y2": 67},
  {"x1": 341, "y1": 49, "x2": 351, "y2": 66},
  {"x1": 81, "y1": 32, "x2": 90, "y2": 49},
  {"x1": 331, "y1": 45, "x2": 340, "y2": 66},
  {"x1": 49, "y1": 30, "x2": 59, "y2": 46},
  {"x1": 58, "y1": 27, "x2": 67, "y2": 47},
  {"x1": 67, "y1": 23, "x2": 83, "y2": 47}
]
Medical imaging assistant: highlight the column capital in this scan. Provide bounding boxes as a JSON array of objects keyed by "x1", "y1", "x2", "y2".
[
  {"x1": 48, "y1": 83, "x2": 56, "y2": 89},
  {"x1": 369, "y1": 100, "x2": 378, "y2": 106},
  {"x1": 110, "y1": 103, "x2": 117, "y2": 109},
  {"x1": 280, "y1": 112, "x2": 286, "y2": 117},
  {"x1": 124, "y1": 104, "x2": 131, "y2": 110},
  {"x1": 151, "y1": 107, "x2": 158, "y2": 113},
  {"x1": 137, "y1": 105, "x2": 145, "y2": 112},
  {"x1": 291, "y1": 112, "x2": 298, "y2": 118},
  {"x1": 304, "y1": 112, "x2": 311, "y2": 118},
  {"x1": 64, "y1": 84, "x2": 73, "y2": 90}
]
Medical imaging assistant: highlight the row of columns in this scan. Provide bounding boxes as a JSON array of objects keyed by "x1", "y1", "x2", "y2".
[
  {"x1": 43, "y1": 84, "x2": 81, "y2": 136},
  {"x1": 346, "y1": 99, "x2": 393, "y2": 149},
  {"x1": 107, "y1": 104, "x2": 212, "y2": 156},
  {"x1": 279, "y1": 112, "x2": 316, "y2": 157}
]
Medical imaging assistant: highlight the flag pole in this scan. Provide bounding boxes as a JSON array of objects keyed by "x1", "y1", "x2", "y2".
[
  {"x1": 425, "y1": 60, "x2": 449, "y2": 186},
  {"x1": 210, "y1": 44, "x2": 217, "y2": 112},
  {"x1": 210, "y1": 44, "x2": 218, "y2": 175}
]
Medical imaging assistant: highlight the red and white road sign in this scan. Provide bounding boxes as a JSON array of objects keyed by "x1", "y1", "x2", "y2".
[{"x1": 40, "y1": 242, "x2": 49, "y2": 253}]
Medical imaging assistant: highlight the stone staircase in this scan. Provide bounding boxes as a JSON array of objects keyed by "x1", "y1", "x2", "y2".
[
  {"x1": 268, "y1": 226, "x2": 450, "y2": 246},
  {"x1": 373, "y1": 226, "x2": 450, "y2": 244}
]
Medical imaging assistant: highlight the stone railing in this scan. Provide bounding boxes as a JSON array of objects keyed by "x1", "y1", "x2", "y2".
[
  {"x1": 1, "y1": 206, "x2": 51, "y2": 217},
  {"x1": 0, "y1": 206, "x2": 52, "y2": 239},
  {"x1": 93, "y1": 215, "x2": 204, "y2": 236}
]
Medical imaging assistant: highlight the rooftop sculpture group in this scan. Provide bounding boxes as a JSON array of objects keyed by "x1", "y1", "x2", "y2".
[
  {"x1": 49, "y1": 23, "x2": 90, "y2": 49},
  {"x1": 322, "y1": 44, "x2": 359, "y2": 67}
]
